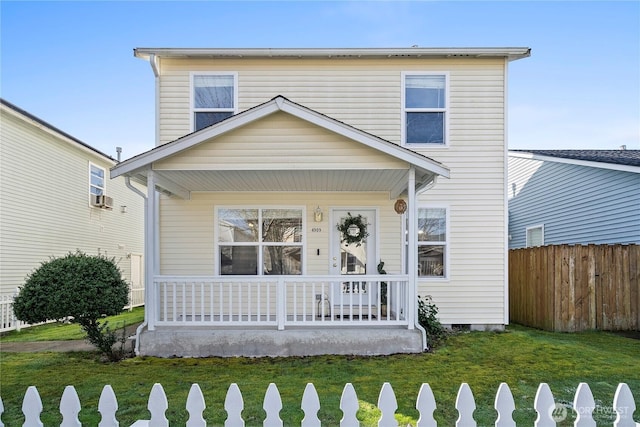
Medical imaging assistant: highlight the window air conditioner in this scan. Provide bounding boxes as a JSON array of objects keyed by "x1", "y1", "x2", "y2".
[{"x1": 92, "y1": 194, "x2": 114, "y2": 209}]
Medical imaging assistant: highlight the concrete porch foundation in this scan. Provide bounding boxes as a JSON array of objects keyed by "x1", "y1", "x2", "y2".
[{"x1": 137, "y1": 326, "x2": 424, "y2": 358}]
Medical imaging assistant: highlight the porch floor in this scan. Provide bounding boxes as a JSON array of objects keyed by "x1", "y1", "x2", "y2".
[{"x1": 136, "y1": 325, "x2": 424, "y2": 358}]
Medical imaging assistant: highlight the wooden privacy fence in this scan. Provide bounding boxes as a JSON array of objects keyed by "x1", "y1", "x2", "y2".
[
  {"x1": 6, "y1": 381, "x2": 638, "y2": 427},
  {"x1": 509, "y1": 244, "x2": 640, "y2": 332}
]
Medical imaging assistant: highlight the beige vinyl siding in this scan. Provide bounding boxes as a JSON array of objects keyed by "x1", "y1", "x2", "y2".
[
  {"x1": 154, "y1": 55, "x2": 509, "y2": 325},
  {"x1": 159, "y1": 192, "x2": 403, "y2": 276},
  {"x1": 156, "y1": 57, "x2": 504, "y2": 146},
  {"x1": 0, "y1": 107, "x2": 145, "y2": 297},
  {"x1": 155, "y1": 112, "x2": 406, "y2": 171},
  {"x1": 416, "y1": 120, "x2": 507, "y2": 325}
]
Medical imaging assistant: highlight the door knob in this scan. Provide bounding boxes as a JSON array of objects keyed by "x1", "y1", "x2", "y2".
[{"x1": 333, "y1": 263, "x2": 337, "y2": 267}]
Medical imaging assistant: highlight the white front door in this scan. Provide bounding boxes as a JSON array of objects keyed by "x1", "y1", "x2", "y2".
[{"x1": 331, "y1": 209, "x2": 377, "y2": 305}]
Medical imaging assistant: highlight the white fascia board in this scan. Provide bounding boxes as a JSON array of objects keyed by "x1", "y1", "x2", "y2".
[
  {"x1": 278, "y1": 98, "x2": 450, "y2": 178},
  {"x1": 134, "y1": 47, "x2": 531, "y2": 61},
  {"x1": 508, "y1": 151, "x2": 640, "y2": 174}
]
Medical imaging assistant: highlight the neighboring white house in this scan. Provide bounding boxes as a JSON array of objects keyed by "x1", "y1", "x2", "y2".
[
  {"x1": 111, "y1": 47, "x2": 531, "y2": 357},
  {"x1": 0, "y1": 99, "x2": 145, "y2": 330},
  {"x1": 508, "y1": 149, "x2": 640, "y2": 248}
]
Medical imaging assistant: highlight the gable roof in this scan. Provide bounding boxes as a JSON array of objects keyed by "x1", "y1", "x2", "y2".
[
  {"x1": 112, "y1": 96, "x2": 450, "y2": 197},
  {"x1": 509, "y1": 149, "x2": 640, "y2": 173},
  {"x1": 1, "y1": 98, "x2": 116, "y2": 163}
]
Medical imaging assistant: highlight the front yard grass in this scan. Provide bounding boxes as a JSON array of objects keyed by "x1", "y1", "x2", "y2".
[
  {"x1": 0, "y1": 307, "x2": 144, "y2": 342},
  {"x1": 0, "y1": 324, "x2": 638, "y2": 426}
]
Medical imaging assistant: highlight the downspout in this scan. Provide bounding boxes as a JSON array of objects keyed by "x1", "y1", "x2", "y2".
[
  {"x1": 126, "y1": 54, "x2": 160, "y2": 356},
  {"x1": 125, "y1": 177, "x2": 148, "y2": 356},
  {"x1": 413, "y1": 174, "x2": 439, "y2": 351}
]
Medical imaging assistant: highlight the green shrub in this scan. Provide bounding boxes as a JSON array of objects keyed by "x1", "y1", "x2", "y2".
[
  {"x1": 417, "y1": 295, "x2": 448, "y2": 349},
  {"x1": 13, "y1": 251, "x2": 129, "y2": 361}
]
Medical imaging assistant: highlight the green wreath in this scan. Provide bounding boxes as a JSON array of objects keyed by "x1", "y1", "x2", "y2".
[{"x1": 337, "y1": 212, "x2": 369, "y2": 246}]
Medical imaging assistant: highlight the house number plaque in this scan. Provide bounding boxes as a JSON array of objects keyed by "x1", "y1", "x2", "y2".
[{"x1": 311, "y1": 228, "x2": 322, "y2": 233}]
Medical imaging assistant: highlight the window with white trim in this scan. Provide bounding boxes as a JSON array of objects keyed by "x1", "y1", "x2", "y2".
[
  {"x1": 192, "y1": 73, "x2": 236, "y2": 131},
  {"x1": 89, "y1": 164, "x2": 105, "y2": 196},
  {"x1": 403, "y1": 73, "x2": 448, "y2": 145},
  {"x1": 217, "y1": 208, "x2": 303, "y2": 275},
  {"x1": 418, "y1": 207, "x2": 448, "y2": 277},
  {"x1": 526, "y1": 225, "x2": 544, "y2": 247}
]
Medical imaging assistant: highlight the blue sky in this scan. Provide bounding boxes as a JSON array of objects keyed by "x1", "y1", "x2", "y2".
[{"x1": 1, "y1": 1, "x2": 638, "y2": 159}]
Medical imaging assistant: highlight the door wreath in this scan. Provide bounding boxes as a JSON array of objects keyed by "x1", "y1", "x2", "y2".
[{"x1": 337, "y1": 212, "x2": 369, "y2": 246}]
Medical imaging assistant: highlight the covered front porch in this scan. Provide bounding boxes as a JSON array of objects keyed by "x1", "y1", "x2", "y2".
[
  {"x1": 112, "y1": 96, "x2": 449, "y2": 357},
  {"x1": 139, "y1": 274, "x2": 423, "y2": 357}
]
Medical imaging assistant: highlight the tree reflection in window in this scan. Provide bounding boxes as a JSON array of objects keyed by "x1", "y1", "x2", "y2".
[{"x1": 218, "y1": 208, "x2": 302, "y2": 275}]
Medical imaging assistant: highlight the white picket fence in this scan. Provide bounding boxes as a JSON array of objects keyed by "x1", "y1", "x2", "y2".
[{"x1": 4, "y1": 381, "x2": 637, "y2": 426}]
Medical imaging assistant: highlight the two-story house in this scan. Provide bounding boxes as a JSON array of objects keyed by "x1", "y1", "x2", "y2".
[
  {"x1": 0, "y1": 99, "x2": 145, "y2": 331},
  {"x1": 112, "y1": 47, "x2": 531, "y2": 357}
]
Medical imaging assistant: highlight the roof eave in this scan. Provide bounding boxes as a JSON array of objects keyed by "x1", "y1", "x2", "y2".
[
  {"x1": 508, "y1": 150, "x2": 640, "y2": 174},
  {"x1": 134, "y1": 47, "x2": 531, "y2": 62}
]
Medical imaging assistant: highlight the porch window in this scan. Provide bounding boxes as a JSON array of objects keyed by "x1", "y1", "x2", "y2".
[
  {"x1": 417, "y1": 207, "x2": 448, "y2": 277},
  {"x1": 89, "y1": 163, "x2": 105, "y2": 196},
  {"x1": 217, "y1": 208, "x2": 303, "y2": 275},
  {"x1": 192, "y1": 73, "x2": 237, "y2": 131},
  {"x1": 403, "y1": 73, "x2": 448, "y2": 145}
]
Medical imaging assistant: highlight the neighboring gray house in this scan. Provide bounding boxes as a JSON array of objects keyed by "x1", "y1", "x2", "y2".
[{"x1": 508, "y1": 149, "x2": 640, "y2": 249}]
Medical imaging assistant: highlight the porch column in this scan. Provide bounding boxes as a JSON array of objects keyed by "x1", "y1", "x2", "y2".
[
  {"x1": 407, "y1": 167, "x2": 417, "y2": 330},
  {"x1": 145, "y1": 169, "x2": 157, "y2": 331}
]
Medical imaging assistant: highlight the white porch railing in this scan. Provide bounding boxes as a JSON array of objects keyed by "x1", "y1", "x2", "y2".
[
  {"x1": 152, "y1": 275, "x2": 410, "y2": 329},
  {"x1": 10, "y1": 381, "x2": 638, "y2": 426}
]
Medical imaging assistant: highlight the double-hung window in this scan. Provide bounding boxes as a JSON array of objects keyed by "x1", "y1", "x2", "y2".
[
  {"x1": 403, "y1": 73, "x2": 448, "y2": 145},
  {"x1": 217, "y1": 208, "x2": 303, "y2": 275},
  {"x1": 192, "y1": 73, "x2": 237, "y2": 131},
  {"x1": 89, "y1": 163, "x2": 105, "y2": 196},
  {"x1": 417, "y1": 207, "x2": 448, "y2": 278}
]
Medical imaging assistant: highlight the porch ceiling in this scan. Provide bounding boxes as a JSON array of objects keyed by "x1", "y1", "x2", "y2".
[{"x1": 132, "y1": 168, "x2": 433, "y2": 197}]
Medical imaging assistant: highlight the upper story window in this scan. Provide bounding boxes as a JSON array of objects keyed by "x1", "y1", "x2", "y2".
[
  {"x1": 217, "y1": 207, "x2": 303, "y2": 275},
  {"x1": 417, "y1": 207, "x2": 448, "y2": 278},
  {"x1": 89, "y1": 163, "x2": 105, "y2": 196},
  {"x1": 403, "y1": 73, "x2": 448, "y2": 145},
  {"x1": 192, "y1": 73, "x2": 237, "y2": 131}
]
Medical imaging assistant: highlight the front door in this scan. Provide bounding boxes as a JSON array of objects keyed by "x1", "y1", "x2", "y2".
[{"x1": 331, "y1": 209, "x2": 377, "y2": 306}]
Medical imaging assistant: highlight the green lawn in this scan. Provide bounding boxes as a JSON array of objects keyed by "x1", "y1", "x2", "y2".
[
  {"x1": 1, "y1": 324, "x2": 638, "y2": 426},
  {"x1": 0, "y1": 307, "x2": 144, "y2": 342}
]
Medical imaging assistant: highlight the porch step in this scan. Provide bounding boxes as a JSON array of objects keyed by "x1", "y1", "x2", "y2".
[{"x1": 137, "y1": 326, "x2": 424, "y2": 358}]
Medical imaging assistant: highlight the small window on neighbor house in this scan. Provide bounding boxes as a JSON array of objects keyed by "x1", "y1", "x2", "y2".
[
  {"x1": 417, "y1": 207, "x2": 448, "y2": 277},
  {"x1": 90, "y1": 164, "x2": 105, "y2": 196},
  {"x1": 403, "y1": 74, "x2": 448, "y2": 145},
  {"x1": 193, "y1": 74, "x2": 236, "y2": 131},
  {"x1": 526, "y1": 225, "x2": 544, "y2": 247}
]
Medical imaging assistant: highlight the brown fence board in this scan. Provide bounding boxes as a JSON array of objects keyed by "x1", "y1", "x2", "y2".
[{"x1": 509, "y1": 244, "x2": 639, "y2": 332}]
